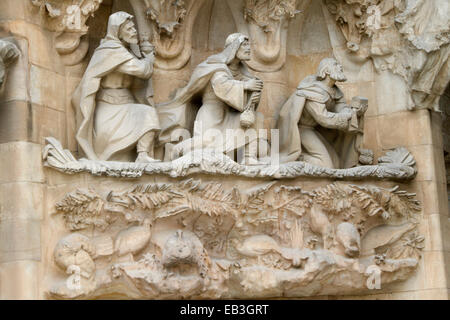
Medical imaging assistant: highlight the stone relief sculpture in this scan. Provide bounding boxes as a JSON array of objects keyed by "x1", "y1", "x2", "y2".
[
  {"x1": 31, "y1": 0, "x2": 103, "y2": 65},
  {"x1": 324, "y1": 0, "x2": 450, "y2": 111},
  {"x1": 226, "y1": 0, "x2": 305, "y2": 72},
  {"x1": 0, "y1": 38, "x2": 20, "y2": 88},
  {"x1": 47, "y1": 180, "x2": 423, "y2": 299},
  {"x1": 278, "y1": 58, "x2": 369, "y2": 168},
  {"x1": 28, "y1": 3, "x2": 447, "y2": 299},
  {"x1": 72, "y1": 11, "x2": 161, "y2": 163},
  {"x1": 158, "y1": 33, "x2": 269, "y2": 165},
  {"x1": 129, "y1": 0, "x2": 207, "y2": 70}
]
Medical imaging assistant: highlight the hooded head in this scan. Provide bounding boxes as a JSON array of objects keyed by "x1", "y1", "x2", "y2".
[
  {"x1": 104, "y1": 11, "x2": 138, "y2": 45},
  {"x1": 317, "y1": 58, "x2": 347, "y2": 82},
  {"x1": 207, "y1": 33, "x2": 250, "y2": 65}
]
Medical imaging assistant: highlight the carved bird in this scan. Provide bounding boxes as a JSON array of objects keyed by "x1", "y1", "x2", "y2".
[{"x1": 114, "y1": 219, "x2": 152, "y2": 260}]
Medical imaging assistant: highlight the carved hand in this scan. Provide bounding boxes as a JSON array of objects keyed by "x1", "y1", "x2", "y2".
[
  {"x1": 140, "y1": 39, "x2": 155, "y2": 56},
  {"x1": 244, "y1": 79, "x2": 263, "y2": 92}
]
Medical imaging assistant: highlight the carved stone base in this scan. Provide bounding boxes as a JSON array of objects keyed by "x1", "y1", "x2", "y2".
[{"x1": 43, "y1": 137, "x2": 417, "y2": 180}]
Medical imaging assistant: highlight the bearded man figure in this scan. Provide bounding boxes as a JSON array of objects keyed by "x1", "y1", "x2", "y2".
[
  {"x1": 157, "y1": 33, "x2": 269, "y2": 165},
  {"x1": 72, "y1": 11, "x2": 160, "y2": 163},
  {"x1": 278, "y1": 58, "x2": 368, "y2": 168}
]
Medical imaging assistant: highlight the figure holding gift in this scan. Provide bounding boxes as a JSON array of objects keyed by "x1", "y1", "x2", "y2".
[{"x1": 278, "y1": 58, "x2": 370, "y2": 168}]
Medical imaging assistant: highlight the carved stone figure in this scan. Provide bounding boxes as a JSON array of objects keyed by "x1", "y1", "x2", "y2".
[
  {"x1": 72, "y1": 11, "x2": 161, "y2": 163},
  {"x1": 324, "y1": 0, "x2": 450, "y2": 111},
  {"x1": 161, "y1": 230, "x2": 210, "y2": 278},
  {"x1": 278, "y1": 58, "x2": 368, "y2": 168},
  {"x1": 114, "y1": 219, "x2": 153, "y2": 261},
  {"x1": 158, "y1": 33, "x2": 268, "y2": 165},
  {"x1": 0, "y1": 38, "x2": 20, "y2": 88},
  {"x1": 51, "y1": 233, "x2": 97, "y2": 298}
]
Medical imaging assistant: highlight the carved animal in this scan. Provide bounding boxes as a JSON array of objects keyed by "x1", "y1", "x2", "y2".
[
  {"x1": 335, "y1": 222, "x2": 361, "y2": 258},
  {"x1": 53, "y1": 233, "x2": 96, "y2": 279},
  {"x1": 234, "y1": 235, "x2": 308, "y2": 267},
  {"x1": 161, "y1": 230, "x2": 210, "y2": 278},
  {"x1": 114, "y1": 219, "x2": 152, "y2": 259},
  {"x1": 309, "y1": 205, "x2": 334, "y2": 249},
  {"x1": 361, "y1": 223, "x2": 416, "y2": 256},
  {"x1": 234, "y1": 235, "x2": 280, "y2": 257}
]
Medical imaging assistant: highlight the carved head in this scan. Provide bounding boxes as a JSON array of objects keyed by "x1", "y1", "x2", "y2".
[
  {"x1": 317, "y1": 58, "x2": 347, "y2": 83},
  {"x1": 119, "y1": 19, "x2": 138, "y2": 45},
  {"x1": 225, "y1": 33, "x2": 251, "y2": 62},
  {"x1": 106, "y1": 11, "x2": 138, "y2": 45},
  {"x1": 236, "y1": 38, "x2": 251, "y2": 61}
]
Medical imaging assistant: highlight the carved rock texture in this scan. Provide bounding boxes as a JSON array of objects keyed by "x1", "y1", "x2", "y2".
[{"x1": 48, "y1": 179, "x2": 422, "y2": 299}]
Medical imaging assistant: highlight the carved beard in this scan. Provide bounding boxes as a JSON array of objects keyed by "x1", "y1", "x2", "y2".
[{"x1": 330, "y1": 69, "x2": 347, "y2": 82}]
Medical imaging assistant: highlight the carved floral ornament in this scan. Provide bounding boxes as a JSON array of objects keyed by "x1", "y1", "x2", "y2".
[{"x1": 48, "y1": 179, "x2": 423, "y2": 299}]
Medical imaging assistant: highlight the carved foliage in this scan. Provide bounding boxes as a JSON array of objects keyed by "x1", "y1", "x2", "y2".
[
  {"x1": 244, "y1": 0, "x2": 299, "y2": 33},
  {"x1": 50, "y1": 179, "x2": 423, "y2": 299}
]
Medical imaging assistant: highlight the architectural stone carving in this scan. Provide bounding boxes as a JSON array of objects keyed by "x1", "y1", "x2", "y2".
[
  {"x1": 278, "y1": 58, "x2": 369, "y2": 168},
  {"x1": 43, "y1": 137, "x2": 417, "y2": 180},
  {"x1": 47, "y1": 179, "x2": 423, "y2": 299},
  {"x1": 324, "y1": 0, "x2": 450, "y2": 111},
  {"x1": 0, "y1": 38, "x2": 20, "y2": 88},
  {"x1": 0, "y1": 0, "x2": 447, "y2": 302},
  {"x1": 129, "y1": 0, "x2": 207, "y2": 70},
  {"x1": 31, "y1": 0, "x2": 103, "y2": 65},
  {"x1": 157, "y1": 33, "x2": 268, "y2": 165},
  {"x1": 72, "y1": 11, "x2": 161, "y2": 163},
  {"x1": 227, "y1": 0, "x2": 304, "y2": 72}
]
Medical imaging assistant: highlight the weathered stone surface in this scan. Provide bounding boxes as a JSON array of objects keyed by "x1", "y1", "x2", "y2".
[{"x1": 0, "y1": 0, "x2": 448, "y2": 301}]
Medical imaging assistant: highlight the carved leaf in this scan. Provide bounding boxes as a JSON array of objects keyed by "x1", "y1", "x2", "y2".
[{"x1": 56, "y1": 189, "x2": 109, "y2": 231}]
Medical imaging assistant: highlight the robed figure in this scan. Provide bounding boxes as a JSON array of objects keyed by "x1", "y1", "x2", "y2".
[
  {"x1": 72, "y1": 12, "x2": 160, "y2": 163},
  {"x1": 278, "y1": 58, "x2": 368, "y2": 168},
  {"x1": 157, "y1": 33, "x2": 268, "y2": 164}
]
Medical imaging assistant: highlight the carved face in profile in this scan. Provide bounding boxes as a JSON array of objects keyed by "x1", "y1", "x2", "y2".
[
  {"x1": 236, "y1": 39, "x2": 251, "y2": 61},
  {"x1": 119, "y1": 20, "x2": 138, "y2": 45}
]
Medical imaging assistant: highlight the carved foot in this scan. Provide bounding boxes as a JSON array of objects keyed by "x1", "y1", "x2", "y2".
[{"x1": 136, "y1": 153, "x2": 161, "y2": 163}]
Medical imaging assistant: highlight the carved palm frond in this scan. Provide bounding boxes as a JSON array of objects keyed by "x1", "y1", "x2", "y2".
[
  {"x1": 116, "y1": 183, "x2": 184, "y2": 210},
  {"x1": 314, "y1": 183, "x2": 353, "y2": 215},
  {"x1": 56, "y1": 188, "x2": 108, "y2": 231},
  {"x1": 348, "y1": 185, "x2": 390, "y2": 219}
]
